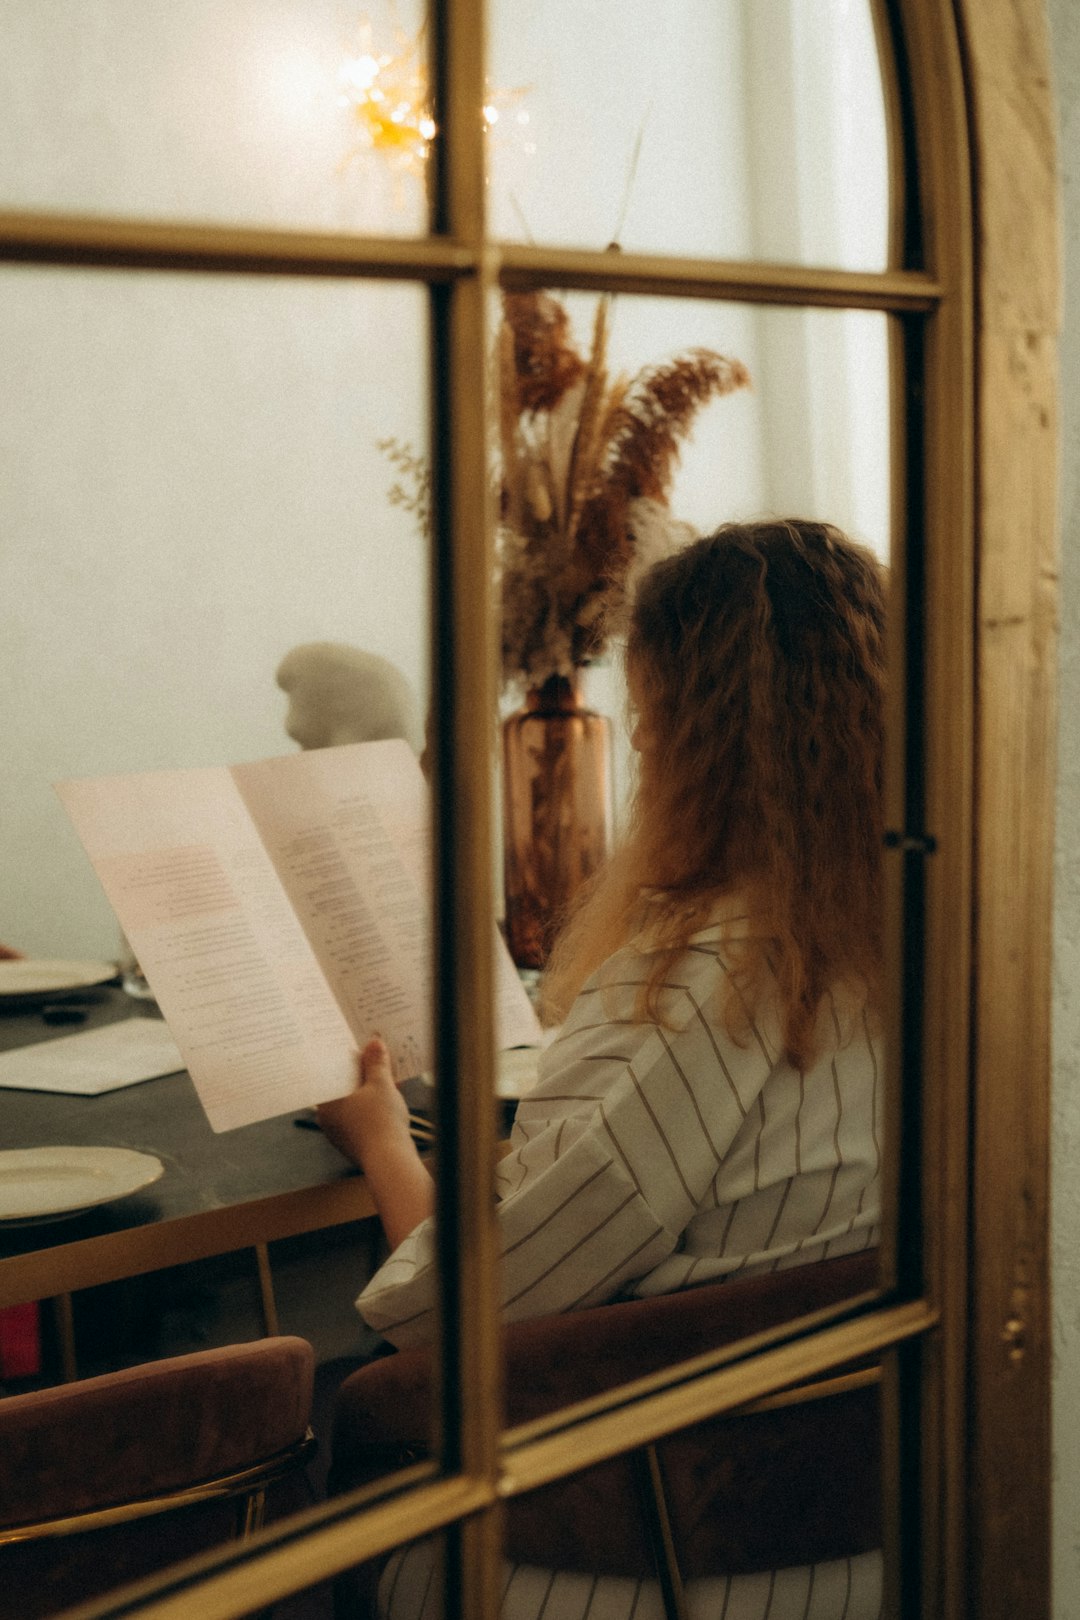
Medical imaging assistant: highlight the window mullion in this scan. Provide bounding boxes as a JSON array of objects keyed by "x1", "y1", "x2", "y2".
[{"x1": 429, "y1": 1, "x2": 503, "y2": 1618}]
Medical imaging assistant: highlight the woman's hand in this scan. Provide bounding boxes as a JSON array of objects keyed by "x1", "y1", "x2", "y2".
[
  {"x1": 316, "y1": 1037, "x2": 411, "y2": 1172},
  {"x1": 316, "y1": 1038, "x2": 435, "y2": 1249}
]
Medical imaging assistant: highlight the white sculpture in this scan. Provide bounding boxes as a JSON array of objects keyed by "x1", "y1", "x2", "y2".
[{"x1": 276, "y1": 642, "x2": 423, "y2": 754}]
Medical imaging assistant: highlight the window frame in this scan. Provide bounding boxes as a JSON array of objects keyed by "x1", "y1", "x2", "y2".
[{"x1": 0, "y1": 0, "x2": 1058, "y2": 1615}]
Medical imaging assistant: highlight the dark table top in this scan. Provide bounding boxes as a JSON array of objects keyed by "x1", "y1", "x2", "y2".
[{"x1": 0, "y1": 988, "x2": 373, "y2": 1300}]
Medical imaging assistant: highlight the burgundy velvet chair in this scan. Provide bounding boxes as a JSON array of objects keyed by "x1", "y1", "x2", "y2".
[
  {"x1": 330, "y1": 1251, "x2": 881, "y2": 1616},
  {"x1": 0, "y1": 1335, "x2": 316, "y2": 1620}
]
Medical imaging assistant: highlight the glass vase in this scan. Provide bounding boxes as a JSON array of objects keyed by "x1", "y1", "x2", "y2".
[{"x1": 502, "y1": 673, "x2": 612, "y2": 971}]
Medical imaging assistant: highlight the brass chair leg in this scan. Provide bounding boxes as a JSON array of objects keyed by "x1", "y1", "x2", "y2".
[
  {"x1": 632, "y1": 1443, "x2": 690, "y2": 1620},
  {"x1": 239, "y1": 1486, "x2": 268, "y2": 1539},
  {"x1": 254, "y1": 1244, "x2": 280, "y2": 1336}
]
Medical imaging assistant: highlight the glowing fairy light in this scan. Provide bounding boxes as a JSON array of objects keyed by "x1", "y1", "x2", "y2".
[
  {"x1": 341, "y1": 52, "x2": 381, "y2": 92},
  {"x1": 339, "y1": 21, "x2": 434, "y2": 177},
  {"x1": 486, "y1": 84, "x2": 531, "y2": 142},
  {"x1": 339, "y1": 17, "x2": 531, "y2": 184}
]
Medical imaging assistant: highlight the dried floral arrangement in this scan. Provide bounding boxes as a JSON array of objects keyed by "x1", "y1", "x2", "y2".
[
  {"x1": 377, "y1": 291, "x2": 750, "y2": 692},
  {"x1": 496, "y1": 289, "x2": 750, "y2": 691},
  {"x1": 377, "y1": 436, "x2": 431, "y2": 535}
]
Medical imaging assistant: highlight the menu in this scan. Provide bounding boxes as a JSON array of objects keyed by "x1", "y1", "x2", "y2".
[
  {"x1": 56, "y1": 741, "x2": 541, "y2": 1131},
  {"x1": 0, "y1": 1018, "x2": 185, "y2": 1097}
]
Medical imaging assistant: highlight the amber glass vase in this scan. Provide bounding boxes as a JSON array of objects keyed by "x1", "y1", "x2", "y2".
[{"x1": 502, "y1": 673, "x2": 612, "y2": 971}]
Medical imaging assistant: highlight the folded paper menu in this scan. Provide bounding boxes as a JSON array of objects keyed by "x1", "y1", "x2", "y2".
[
  {"x1": 0, "y1": 1017, "x2": 185, "y2": 1096},
  {"x1": 56, "y1": 741, "x2": 541, "y2": 1132}
]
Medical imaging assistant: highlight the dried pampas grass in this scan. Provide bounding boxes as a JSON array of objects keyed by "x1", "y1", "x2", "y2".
[{"x1": 497, "y1": 290, "x2": 750, "y2": 690}]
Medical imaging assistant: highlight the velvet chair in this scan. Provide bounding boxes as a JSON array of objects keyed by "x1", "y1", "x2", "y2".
[
  {"x1": 330, "y1": 1251, "x2": 881, "y2": 1617},
  {"x1": 0, "y1": 1335, "x2": 316, "y2": 1620}
]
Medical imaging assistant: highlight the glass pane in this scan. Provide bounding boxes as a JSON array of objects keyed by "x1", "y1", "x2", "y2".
[
  {"x1": 488, "y1": 0, "x2": 891, "y2": 270},
  {"x1": 486, "y1": 288, "x2": 890, "y2": 1371},
  {"x1": 0, "y1": 268, "x2": 439, "y2": 1610},
  {"x1": 494, "y1": 289, "x2": 890, "y2": 831},
  {"x1": 0, "y1": 267, "x2": 429, "y2": 959},
  {"x1": 0, "y1": 0, "x2": 431, "y2": 235}
]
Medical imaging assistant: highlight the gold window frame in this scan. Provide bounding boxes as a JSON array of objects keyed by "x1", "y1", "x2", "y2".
[{"x1": 0, "y1": 0, "x2": 1058, "y2": 1615}]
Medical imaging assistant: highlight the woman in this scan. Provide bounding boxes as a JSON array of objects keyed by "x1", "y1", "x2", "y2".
[{"x1": 319, "y1": 518, "x2": 886, "y2": 1619}]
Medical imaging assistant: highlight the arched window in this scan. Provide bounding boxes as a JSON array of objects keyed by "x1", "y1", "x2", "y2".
[{"x1": 0, "y1": 2, "x2": 1057, "y2": 1616}]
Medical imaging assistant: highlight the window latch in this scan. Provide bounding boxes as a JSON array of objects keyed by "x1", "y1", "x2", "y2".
[{"x1": 883, "y1": 830, "x2": 938, "y2": 854}]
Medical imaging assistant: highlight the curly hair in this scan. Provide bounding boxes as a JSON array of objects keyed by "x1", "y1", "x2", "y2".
[{"x1": 542, "y1": 518, "x2": 887, "y2": 1069}]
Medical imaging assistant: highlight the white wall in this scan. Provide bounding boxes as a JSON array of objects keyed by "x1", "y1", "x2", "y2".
[
  {"x1": 0, "y1": 0, "x2": 440, "y2": 960},
  {"x1": 0, "y1": 0, "x2": 891, "y2": 960},
  {"x1": 1048, "y1": 2, "x2": 1080, "y2": 1613},
  {"x1": 742, "y1": 0, "x2": 891, "y2": 554},
  {"x1": 0, "y1": 270, "x2": 430, "y2": 959}
]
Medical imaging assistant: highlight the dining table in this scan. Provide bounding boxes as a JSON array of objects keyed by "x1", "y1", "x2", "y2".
[{"x1": 0, "y1": 985, "x2": 383, "y2": 1377}]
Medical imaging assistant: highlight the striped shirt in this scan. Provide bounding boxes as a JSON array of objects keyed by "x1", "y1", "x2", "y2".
[
  {"x1": 357, "y1": 904, "x2": 882, "y2": 1348},
  {"x1": 378, "y1": 1544, "x2": 883, "y2": 1620}
]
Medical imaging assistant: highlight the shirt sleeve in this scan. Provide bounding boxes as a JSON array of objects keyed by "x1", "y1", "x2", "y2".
[{"x1": 356, "y1": 957, "x2": 773, "y2": 1348}]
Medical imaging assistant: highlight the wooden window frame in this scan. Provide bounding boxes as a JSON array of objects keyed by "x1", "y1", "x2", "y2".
[{"x1": 0, "y1": 0, "x2": 1058, "y2": 1616}]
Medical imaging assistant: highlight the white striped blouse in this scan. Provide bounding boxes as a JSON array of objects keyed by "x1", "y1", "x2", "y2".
[
  {"x1": 357, "y1": 903, "x2": 882, "y2": 1348},
  {"x1": 378, "y1": 1542, "x2": 884, "y2": 1620}
]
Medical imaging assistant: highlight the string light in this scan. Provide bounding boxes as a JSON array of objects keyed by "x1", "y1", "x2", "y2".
[
  {"x1": 338, "y1": 17, "x2": 530, "y2": 183},
  {"x1": 338, "y1": 21, "x2": 434, "y2": 177}
]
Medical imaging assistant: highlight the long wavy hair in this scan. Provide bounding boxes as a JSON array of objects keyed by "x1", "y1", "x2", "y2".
[{"x1": 542, "y1": 518, "x2": 887, "y2": 1069}]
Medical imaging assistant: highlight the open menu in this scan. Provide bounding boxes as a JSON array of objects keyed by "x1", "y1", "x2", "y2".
[{"x1": 55, "y1": 740, "x2": 542, "y2": 1132}]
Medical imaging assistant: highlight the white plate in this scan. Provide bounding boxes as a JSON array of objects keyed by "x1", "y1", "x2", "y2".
[
  {"x1": 0, "y1": 1147, "x2": 164, "y2": 1223},
  {"x1": 496, "y1": 1047, "x2": 544, "y2": 1099},
  {"x1": 0, "y1": 959, "x2": 118, "y2": 1002},
  {"x1": 410, "y1": 1047, "x2": 548, "y2": 1101}
]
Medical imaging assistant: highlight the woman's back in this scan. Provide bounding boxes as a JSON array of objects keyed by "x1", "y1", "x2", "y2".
[
  {"x1": 505, "y1": 906, "x2": 880, "y2": 1299},
  {"x1": 323, "y1": 518, "x2": 888, "y2": 1617},
  {"x1": 358, "y1": 898, "x2": 880, "y2": 1348}
]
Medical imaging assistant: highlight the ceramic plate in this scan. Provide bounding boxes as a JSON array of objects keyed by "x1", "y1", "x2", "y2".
[
  {"x1": 409, "y1": 1050, "x2": 543, "y2": 1100},
  {"x1": 496, "y1": 1047, "x2": 543, "y2": 1099},
  {"x1": 0, "y1": 1147, "x2": 164, "y2": 1223},
  {"x1": 0, "y1": 959, "x2": 119, "y2": 1003}
]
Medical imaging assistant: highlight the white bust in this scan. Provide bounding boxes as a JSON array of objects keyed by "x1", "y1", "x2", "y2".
[{"x1": 276, "y1": 642, "x2": 423, "y2": 754}]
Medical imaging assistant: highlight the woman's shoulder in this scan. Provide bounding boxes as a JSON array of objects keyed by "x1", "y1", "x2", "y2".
[
  {"x1": 563, "y1": 901, "x2": 750, "y2": 1034},
  {"x1": 632, "y1": 891, "x2": 760, "y2": 950}
]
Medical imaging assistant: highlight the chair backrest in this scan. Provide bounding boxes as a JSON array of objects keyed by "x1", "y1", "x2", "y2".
[
  {"x1": 331, "y1": 1253, "x2": 880, "y2": 1579},
  {"x1": 0, "y1": 1335, "x2": 315, "y2": 1620}
]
